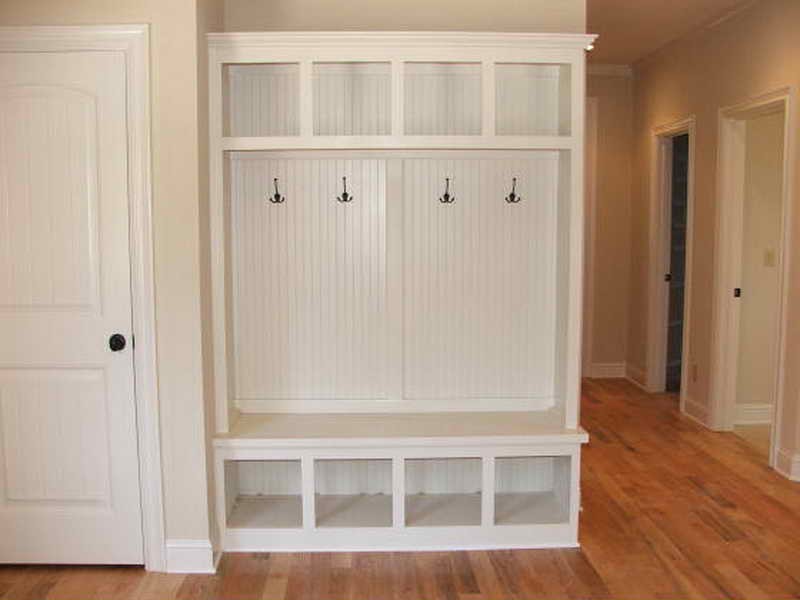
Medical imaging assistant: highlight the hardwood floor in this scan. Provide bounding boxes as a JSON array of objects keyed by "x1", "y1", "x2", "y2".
[{"x1": 2, "y1": 378, "x2": 799, "y2": 599}]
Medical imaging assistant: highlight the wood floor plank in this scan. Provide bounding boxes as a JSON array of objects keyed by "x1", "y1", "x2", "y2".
[{"x1": 1, "y1": 380, "x2": 799, "y2": 599}]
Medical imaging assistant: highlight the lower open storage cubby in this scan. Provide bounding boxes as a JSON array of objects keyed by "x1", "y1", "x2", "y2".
[
  {"x1": 405, "y1": 458, "x2": 482, "y2": 527},
  {"x1": 224, "y1": 459, "x2": 303, "y2": 529},
  {"x1": 315, "y1": 459, "x2": 393, "y2": 528},
  {"x1": 494, "y1": 456, "x2": 571, "y2": 525}
]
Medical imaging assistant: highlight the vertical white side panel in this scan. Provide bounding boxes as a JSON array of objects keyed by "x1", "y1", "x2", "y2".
[
  {"x1": 402, "y1": 156, "x2": 558, "y2": 402},
  {"x1": 230, "y1": 155, "x2": 388, "y2": 402}
]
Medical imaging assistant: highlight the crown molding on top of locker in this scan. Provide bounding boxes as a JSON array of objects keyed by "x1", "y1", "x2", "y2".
[{"x1": 207, "y1": 31, "x2": 597, "y2": 51}]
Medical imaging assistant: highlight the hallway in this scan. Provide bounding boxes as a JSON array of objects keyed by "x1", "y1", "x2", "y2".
[{"x1": 1, "y1": 379, "x2": 799, "y2": 599}]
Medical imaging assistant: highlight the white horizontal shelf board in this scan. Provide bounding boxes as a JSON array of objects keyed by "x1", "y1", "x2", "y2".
[
  {"x1": 222, "y1": 136, "x2": 574, "y2": 151},
  {"x1": 228, "y1": 495, "x2": 303, "y2": 529},
  {"x1": 494, "y1": 492, "x2": 567, "y2": 525},
  {"x1": 316, "y1": 493, "x2": 393, "y2": 528},
  {"x1": 218, "y1": 410, "x2": 585, "y2": 442},
  {"x1": 405, "y1": 493, "x2": 481, "y2": 527}
]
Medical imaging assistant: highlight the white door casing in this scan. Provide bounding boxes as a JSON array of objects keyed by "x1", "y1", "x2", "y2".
[{"x1": 0, "y1": 50, "x2": 143, "y2": 564}]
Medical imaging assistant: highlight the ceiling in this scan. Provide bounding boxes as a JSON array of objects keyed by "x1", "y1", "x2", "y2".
[{"x1": 587, "y1": 0, "x2": 754, "y2": 64}]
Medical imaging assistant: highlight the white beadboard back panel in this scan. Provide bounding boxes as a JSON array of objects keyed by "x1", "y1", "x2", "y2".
[
  {"x1": 405, "y1": 458, "x2": 482, "y2": 495},
  {"x1": 234, "y1": 460, "x2": 302, "y2": 496},
  {"x1": 404, "y1": 63, "x2": 481, "y2": 135},
  {"x1": 313, "y1": 63, "x2": 391, "y2": 136},
  {"x1": 495, "y1": 64, "x2": 571, "y2": 136},
  {"x1": 0, "y1": 369, "x2": 110, "y2": 503},
  {"x1": 494, "y1": 456, "x2": 562, "y2": 493},
  {"x1": 315, "y1": 459, "x2": 392, "y2": 495},
  {"x1": 229, "y1": 154, "x2": 388, "y2": 402},
  {"x1": 225, "y1": 64, "x2": 300, "y2": 137},
  {"x1": 402, "y1": 156, "x2": 558, "y2": 402},
  {"x1": 0, "y1": 87, "x2": 99, "y2": 311}
]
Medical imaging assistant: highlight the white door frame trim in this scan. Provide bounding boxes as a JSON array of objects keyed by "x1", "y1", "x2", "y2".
[
  {"x1": 0, "y1": 25, "x2": 165, "y2": 570},
  {"x1": 646, "y1": 117, "x2": 696, "y2": 415},
  {"x1": 710, "y1": 87, "x2": 794, "y2": 470},
  {"x1": 582, "y1": 97, "x2": 598, "y2": 376}
]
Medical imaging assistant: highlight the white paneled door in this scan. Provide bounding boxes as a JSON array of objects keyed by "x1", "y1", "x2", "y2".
[{"x1": 0, "y1": 51, "x2": 143, "y2": 563}]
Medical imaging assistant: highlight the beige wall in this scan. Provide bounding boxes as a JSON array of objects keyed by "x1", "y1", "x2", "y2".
[
  {"x1": 196, "y1": 0, "x2": 225, "y2": 549},
  {"x1": 587, "y1": 72, "x2": 633, "y2": 366},
  {"x1": 736, "y1": 111, "x2": 784, "y2": 412},
  {"x1": 223, "y1": 0, "x2": 585, "y2": 32},
  {"x1": 0, "y1": 0, "x2": 215, "y2": 543},
  {"x1": 630, "y1": 0, "x2": 800, "y2": 456}
]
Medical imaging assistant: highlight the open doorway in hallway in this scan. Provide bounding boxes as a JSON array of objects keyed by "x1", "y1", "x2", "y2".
[
  {"x1": 732, "y1": 109, "x2": 785, "y2": 460},
  {"x1": 712, "y1": 91, "x2": 791, "y2": 468},
  {"x1": 665, "y1": 134, "x2": 688, "y2": 393},
  {"x1": 646, "y1": 117, "x2": 695, "y2": 406}
]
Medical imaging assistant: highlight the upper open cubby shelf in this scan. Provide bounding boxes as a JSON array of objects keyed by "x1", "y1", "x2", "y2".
[{"x1": 213, "y1": 32, "x2": 589, "y2": 151}]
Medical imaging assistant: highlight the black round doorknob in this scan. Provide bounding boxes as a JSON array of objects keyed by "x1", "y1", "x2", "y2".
[{"x1": 109, "y1": 333, "x2": 127, "y2": 352}]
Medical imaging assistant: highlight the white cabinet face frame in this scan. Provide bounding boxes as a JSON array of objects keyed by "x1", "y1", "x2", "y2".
[{"x1": 209, "y1": 32, "x2": 594, "y2": 432}]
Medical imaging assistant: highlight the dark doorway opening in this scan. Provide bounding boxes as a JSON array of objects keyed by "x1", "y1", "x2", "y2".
[{"x1": 666, "y1": 134, "x2": 689, "y2": 393}]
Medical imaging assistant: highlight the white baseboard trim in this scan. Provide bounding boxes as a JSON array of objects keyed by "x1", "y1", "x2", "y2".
[
  {"x1": 682, "y1": 397, "x2": 712, "y2": 428},
  {"x1": 625, "y1": 363, "x2": 649, "y2": 391},
  {"x1": 165, "y1": 539, "x2": 215, "y2": 574},
  {"x1": 734, "y1": 403, "x2": 773, "y2": 425},
  {"x1": 775, "y1": 449, "x2": 800, "y2": 481},
  {"x1": 589, "y1": 362, "x2": 627, "y2": 378}
]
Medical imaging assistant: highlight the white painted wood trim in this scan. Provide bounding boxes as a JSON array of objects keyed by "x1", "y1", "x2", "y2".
[
  {"x1": 208, "y1": 31, "x2": 596, "y2": 51},
  {"x1": 775, "y1": 448, "x2": 800, "y2": 481},
  {"x1": 0, "y1": 24, "x2": 166, "y2": 572},
  {"x1": 646, "y1": 117, "x2": 696, "y2": 417},
  {"x1": 734, "y1": 403, "x2": 773, "y2": 425},
  {"x1": 710, "y1": 89, "x2": 794, "y2": 473},
  {"x1": 165, "y1": 539, "x2": 215, "y2": 574},
  {"x1": 564, "y1": 52, "x2": 587, "y2": 430}
]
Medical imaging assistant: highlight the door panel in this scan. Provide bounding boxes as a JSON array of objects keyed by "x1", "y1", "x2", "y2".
[{"x1": 0, "y1": 51, "x2": 142, "y2": 564}]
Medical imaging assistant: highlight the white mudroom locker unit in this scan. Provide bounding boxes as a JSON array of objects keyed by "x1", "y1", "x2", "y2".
[{"x1": 208, "y1": 31, "x2": 594, "y2": 552}]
